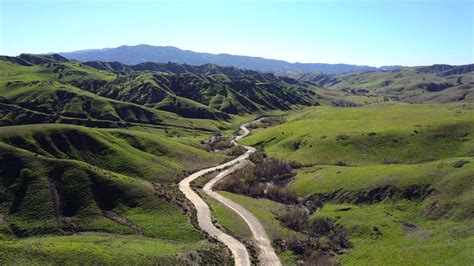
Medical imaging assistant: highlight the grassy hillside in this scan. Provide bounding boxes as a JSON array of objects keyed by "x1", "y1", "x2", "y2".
[
  {"x1": 238, "y1": 104, "x2": 474, "y2": 264},
  {"x1": 0, "y1": 54, "x2": 320, "y2": 127},
  {"x1": 313, "y1": 202, "x2": 473, "y2": 265},
  {"x1": 0, "y1": 60, "x2": 231, "y2": 131},
  {"x1": 0, "y1": 123, "x2": 233, "y2": 264},
  {"x1": 242, "y1": 104, "x2": 474, "y2": 165},
  {"x1": 0, "y1": 233, "x2": 228, "y2": 265},
  {"x1": 0, "y1": 124, "x2": 226, "y2": 182},
  {"x1": 75, "y1": 64, "x2": 319, "y2": 116},
  {"x1": 302, "y1": 65, "x2": 474, "y2": 105}
]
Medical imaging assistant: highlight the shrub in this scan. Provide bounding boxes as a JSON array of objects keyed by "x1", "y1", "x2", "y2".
[
  {"x1": 288, "y1": 160, "x2": 303, "y2": 169},
  {"x1": 217, "y1": 153, "x2": 297, "y2": 204},
  {"x1": 336, "y1": 160, "x2": 349, "y2": 166},
  {"x1": 336, "y1": 134, "x2": 350, "y2": 141},
  {"x1": 277, "y1": 207, "x2": 308, "y2": 232},
  {"x1": 453, "y1": 160, "x2": 469, "y2": 168},
  {"x1": 274, "y1": 211, "x2": 351, "y2": 262},
  {"x1": 253, "y1": 157, "x2": 294, "y2": 182},
  {"x1": 249, "y1": 151, "x2": 266, "y2": 164},
  {"x1": 247, "y1": 117, "x2": 286, "y2": 129},
  {"x1": 205, "y1": 135, "x2": 234, "y2": 151},
  {"x1": 225, "y1": 145, "x2": 247, "y2": 156}
]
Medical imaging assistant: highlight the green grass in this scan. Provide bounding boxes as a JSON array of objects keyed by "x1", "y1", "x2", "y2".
[
  {"x1": 216, "y1": 191, "x2": 304, "y2": 265},
  {"x1": 291, "y1": 158, "x2": 472, "y2": 196},
  {"x1": 290, "y1": 157, "x2": 473, "y2": 219},
  {"x1": 0, "y1": 233, "x2": 214, "y2": 265},
  {"x1": 0, "y1": 124, "x2": 227, "y2": 182},
  {"x1": 240, "y1": 103, "x2": 474, "y2": 264},
  {"x1": 313, "y1": 201, "x2": 474, "y2": 265},
  {"x1": 0, "y1": 125, "x2": 220, "y2": 246},
  {"x1": 218, "y1": 191, "x2": 300, "y2": 240},
  {"x1": 203, "y1": 194, "x2": 253, "y2": 240},
  {"x1": 242, "y1": 104, "x2": 474, "y2": 166},
  {"x1": 118, "y1": 208, "x2": 202, "y2": 241},
  {"x1": 325, "y1": 67, "x2": 474, "y2": 104},
  {"x1": 0, "y1": 145, "x2": 203, "y2": 239}
]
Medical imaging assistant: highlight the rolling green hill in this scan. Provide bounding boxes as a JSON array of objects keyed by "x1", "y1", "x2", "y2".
[
  {"x1": 0, "y1": 123, "x2": 232, "y2": 264},
  {"x1": 0, "y1": 54, "x2": 320, "y2": 127},
  {"x1": 238, "y1": 104, "x2": 474, "y2": 264},
  {"x1": 300, "y1": 65, "x2": 474, "y2": 105},
  {"x1": 242, "y1": 104, "x2": 474, "y2": 165}
]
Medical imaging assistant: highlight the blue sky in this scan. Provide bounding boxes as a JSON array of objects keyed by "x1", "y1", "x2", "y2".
[{"x1": 1, "y1": 0, "x2": 472, "y2": 66}]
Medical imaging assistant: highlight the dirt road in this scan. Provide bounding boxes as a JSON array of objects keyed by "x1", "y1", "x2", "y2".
[{"x1": 179, "y1": 119, "x2": 281, "y2": 266}]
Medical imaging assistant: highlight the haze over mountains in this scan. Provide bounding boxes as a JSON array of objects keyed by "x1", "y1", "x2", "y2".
[{"x1": 60, "y1": 44, "x2": 401, "y2": 74}]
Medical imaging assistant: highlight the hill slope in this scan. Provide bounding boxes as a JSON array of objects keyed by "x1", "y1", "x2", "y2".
[
  {"x1": 0, "y1": 123, "x2": 232, "y2": 264},
  {"x1": 0, "y1": 54, "x2": 320, "y2": 127},
  {"x1": 238, "y1": 104, "x2": 474, "y2": 264},
  {"x1": 301, "y1": 65, "x2": 474, "y2": 105}
]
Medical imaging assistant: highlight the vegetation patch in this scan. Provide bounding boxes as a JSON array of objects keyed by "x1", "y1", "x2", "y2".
[{"x1": 217, "y1": 152, "x2": 298, "y2": 204}]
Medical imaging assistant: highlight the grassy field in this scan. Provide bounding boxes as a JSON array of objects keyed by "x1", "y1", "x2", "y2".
[
  {"x1": 238, "y1": 103, "x2": 474, "y2": 264},
  {"x1": 242, "y1": 104, "x2": 474, "y2": 165},
  {"x1": 290, "y1": 157, "x2": 473, "y2": 220},
  {"x1": 313, "y1": 202, "x2": 474, "y2": 265},
  {"x1": 0, "y1": 233, "x2": 224, "y2": 265},
  {"x1": 202, "y1": 194, "x2": 253, "y2": 240}
]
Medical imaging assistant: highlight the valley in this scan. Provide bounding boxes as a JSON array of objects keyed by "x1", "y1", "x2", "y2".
[{"x1": 0, "y1": 53, "x2": 473, "y2": 265}]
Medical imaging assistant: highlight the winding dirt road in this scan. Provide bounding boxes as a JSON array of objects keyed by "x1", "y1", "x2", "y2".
[{"x1": 179, "y1": 119, "x2": 281, "y2": 266}]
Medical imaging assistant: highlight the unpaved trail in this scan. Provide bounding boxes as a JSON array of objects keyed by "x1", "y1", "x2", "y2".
[{"x1": 179, "y1": 118, "x2": 281, "y2": 266}]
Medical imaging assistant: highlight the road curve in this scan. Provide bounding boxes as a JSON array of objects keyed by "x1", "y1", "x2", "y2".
[{"x1": 179, "y1": 119, "x2": 281, "y2": 266}]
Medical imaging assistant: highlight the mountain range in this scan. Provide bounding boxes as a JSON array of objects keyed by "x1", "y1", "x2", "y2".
[{"x1": 59, "y1": 44, "x2": 401, "y2": 74}]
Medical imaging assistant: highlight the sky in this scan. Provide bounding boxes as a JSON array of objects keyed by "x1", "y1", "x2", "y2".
[{"x1": 0, "y1": 0, "x2": 473, "y2": 66}]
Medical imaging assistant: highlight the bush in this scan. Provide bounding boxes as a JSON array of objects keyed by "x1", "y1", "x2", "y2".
[
  {"x1": 277, "y1": 207, "x2": 308, "y2": 232},
  {"x1": 217, "y1": 153, "x2": 297, "y2": 204},
  {"x1": 336, "y1": 134, "x2": 350, "y2": 141},
  {"x1": 205, "y1": 135, "x2": 234, "y2": 151},
  {"x1": 266, "y1": 185, "x2": 298, "y2": 204},
  {"x1": 225, "y1": 145, "x2": 247, "y2": 156},
  {"x1": 253, "y1": 157, "x2": 294, "y2": 182},
  {"x1": 288, "y1": 160, "x2": 303, "y2": 169},
  {"x1": 247, "y1": 117, "x2": 286, "y2": 129},
  {"x1": 249, "y1": 151, "x2": 266, "y2": 164},
  {"x1": 453, "y1": 160, "x2": 469, "y2": 168},
  {"x1": 276, "y1": 207, "x2": 352, "y2": 258},
  {"x1": 336, "y1": 160, "x2": 349, "y2": 166}
]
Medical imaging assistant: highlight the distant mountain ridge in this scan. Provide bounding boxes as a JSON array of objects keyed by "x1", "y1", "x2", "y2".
[
  {"x1": 0, "y1": 53, "x2": 321, "y2": 126},
  {"x1": 60, "y1": 44, "x2": 386, "y2": 74}
]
